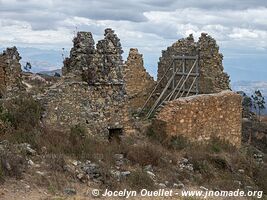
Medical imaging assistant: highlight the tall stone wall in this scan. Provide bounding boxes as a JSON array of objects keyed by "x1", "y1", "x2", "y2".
[
  {"x1": 62, "y1": 32, "x2": 95, "y2": 79},
  {"x1": 157, "y1": 33, "x2": 230, "y2": 95},
  {"x1": 124, "y1": 48, "x2": 155, "y2": 111},
  {"x1": 62, "y1": 29, "x2": 124, "y2": 84},
  {"x1": 43, "y1": 28, "x2": 130, "y2": 136},
  {"x1": 152, "y1": 91, "x2": 242, "y2": 147},
  {"x1": 0, "y1": 47, "x2": 23, "y2": 97}
]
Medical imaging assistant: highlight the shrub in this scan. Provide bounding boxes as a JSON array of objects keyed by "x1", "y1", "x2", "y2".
[
  {"x1": 1, "y1": 95, "x2": 42, "y2": 130},
  {"x1": 126, "y1": 169, "x2": 155, "y2": 191},
  {"x1": 45, "y1": 154, "x2": 66, "y2": 172},
  {"x1": 0, "y1": 148, "x2": 26, "y2": 179},
  {"x1": 167, "y1": 135, "x2": 189, "y2": 150},
  {"x1": 37, "y1": 128, "x2": 70, "y2": 154},
  {"x1": 147, "y1": 124, "x2": 189, "y2": 151},
  {"x1": 207, "y1": 136, "x2": 236, "y2": 153},
  {"x1": 127, "y1": 144, "x2": 163, "y2": 166},
  {"x1": 0, "y1": 95, "x2": 43, "y2": 148}
]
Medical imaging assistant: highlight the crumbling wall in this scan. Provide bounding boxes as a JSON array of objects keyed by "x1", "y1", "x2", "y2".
[
  {"x1": 92, "y1": 28, "x2": 124, "y2": 83},
  {"x1": 42, "y1": 81, "x2": 128, "y2": 136},
  {"x1": 152, "y1": 91, "x2": 242, "y2": 147},
  {"x1": 62, "y1": 32, "x2": 95, "y2": 80},
  {"x1": 124, "y1": 48, "x2": 155, "y2": 111},
  {"x1": 43, "y1": 28, "x2": 130, "y2": 136},
  {"x1": 62, "y1": 29, "x2": 124, "y2": 84},
  {"x1": 157, "y1": 33, "x2": 230, "y2": 94},
  {"x1": 0, "y1": 47, "x2": 23, "y2": 97}
]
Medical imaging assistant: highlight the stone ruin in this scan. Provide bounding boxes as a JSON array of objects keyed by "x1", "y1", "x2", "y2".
[
  {"x1": 123, "y1": 48, "x2": 155, "y2": 111},
  {"x1": 62, "y1": 28, "x2": 124, "y2": 84},
  {"x1": 157, "y1": 33, "x2": 230, "y2": 94},
  {"x1": 0, "y1": 30, "x2": 242, "y2": 146},
  {"x1": 0, "y1": 47, "x2": 23, "y2": 98},
  {"x1": 62, "y1": 32, "x2": 95, "y2": 79},
  {"x1": 152, "y1": 91, "x2": 242, "y2": 147},
  {"x1": 151, "y1": 33, "x2": 241, "y2": 146},
  {"x1": 42, "y1": 29, "x2": 130, "y2": 137}
]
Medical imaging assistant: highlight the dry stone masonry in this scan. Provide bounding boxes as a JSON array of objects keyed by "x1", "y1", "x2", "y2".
[
  {"x1": 157, "y1": 33, "x2": 230, "y2": 95},
  {"x1": 42, "y1": 28, "x2": 129, "y2": 137},
  {"x1": 62, "y1": 28, "x2": 124, "y2": 84},
  {"x1": 62, "y1": 32, "x2": 95, "y2": 80},
  {"x1": 0, "y1": 47, "x2": 23, "y2": 97},
  {"x1": 0, "y1": 29, "x2": 242, "y2": 146},
  {"x1": 124, "y1": 48, "x2": 155, "y2": 111},
  {"x1": 152, "y1": 91, "x2": 242, "y2": 147}
]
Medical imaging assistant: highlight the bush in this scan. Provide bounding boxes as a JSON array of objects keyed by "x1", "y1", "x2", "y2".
[
  {"x1": 147, "y1": 124, "x2": 189, "y2": 151},
  {"x1": 0, "y1": 95, "x2": 43, "y2": 148},
  {"x1": 126, "y1": 169, "x2": 155, "y2": 191},
  {"x1": 45, "y1": 154, "x2": 66, "y2": 172},
  {"x1": 37, "y1": 128, "x2": 70, "y2": 154},
  {"x1": 127, "y1": 144, "x2": 163, "y2": 166},
  {"x1": 207, "y1": 137, "x2": 236, "y2": 153},
  {"x1": 69, "y1": 124, "x2": 86, "y2": 146},
  {"x1": 167, "y1": 135, "x2": 189, "y2": 150},
  {"x1": 1, "y1": 95, "x2": 42, "y2": 130},
  {"x1": 0, "y1": 147, "x2": 26, "y2": 179}
]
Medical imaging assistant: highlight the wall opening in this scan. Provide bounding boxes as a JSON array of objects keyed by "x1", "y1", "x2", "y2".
[{"x1": 108, "y1": 128, "x2": 123, "y2": 142}]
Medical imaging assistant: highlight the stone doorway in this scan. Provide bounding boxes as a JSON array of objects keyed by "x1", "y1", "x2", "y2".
[{"x1": 108, "y1": 128, "x2": 123, "y2": 142}]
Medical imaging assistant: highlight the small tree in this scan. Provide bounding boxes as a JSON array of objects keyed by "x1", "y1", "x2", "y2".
[
  {"x1": 251, "y1": 90, "x2": 265, "y2": 121},
  {"x1": 23, "y1": 62, "x2": 32, "y2": 72},
  {"x1": 240, "y1": 92, "x2": 252, "y2": 112}
]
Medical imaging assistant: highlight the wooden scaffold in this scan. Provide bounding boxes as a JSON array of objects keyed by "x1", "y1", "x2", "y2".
[{"x1": 139, "y1": 55, "x2": 199, "y2": 118}]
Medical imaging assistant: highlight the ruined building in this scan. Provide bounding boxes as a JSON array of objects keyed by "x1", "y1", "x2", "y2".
[
  {"x1": 124, "y1": 48, "x2": 155, "y2": 111},
  {"x1": 145, "y1": 33, "x2": 241, "y2": 146},
  {"x1": 42, "y1": 29, "x2": 129, "y2": 137},
  {"x1": 0, "y1": 47, "x2": 23, "y2": 97},
  {"x1": 157, "y1": 33, "x2": 230, "y2": 95},
  {"x1": 62, "y1": 29, "x2": 124, "y2": 84},
  {"x1": 62, "y1": 32, "x2": 95, "y2": 79}
]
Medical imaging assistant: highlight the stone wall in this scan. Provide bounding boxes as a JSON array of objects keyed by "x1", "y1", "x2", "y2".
[
  {"x1": 0, "y1": 47, "x2": 23, "y2": 97},
  {"x1": 124, "y1": 48, "x2": 155, "y2": 111},
  {"x1": 62, "y1": 29, "x2": 124, "y2": 84},
  {"x1": 157, "y1": 33, "x2": 230, "y2": 95},
  {"x1": 42, "y1": 81, "x2": 129, "y2": 137},
  {"x1": 43, "y1": 29, "x2": 130, "y2": 136},
  {"x1": 62, "y1": 32, "x2": 95, "y2": 79},
  {"x1": 152, "y1": 91, "x2": 242, "y2": 146}
]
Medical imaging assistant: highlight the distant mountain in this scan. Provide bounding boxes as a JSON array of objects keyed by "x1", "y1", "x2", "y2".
[
  {"x1": 232, "y1": 81, "x2": 267, "y2": 115},
  {"x1": 38, "y1": 69, "x2": 62, "y2": 76}
]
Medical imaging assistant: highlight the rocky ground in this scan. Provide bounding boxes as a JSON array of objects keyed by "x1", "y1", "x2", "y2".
[{"x1": 0, "y1": 127, "x2": 266, "y2": 199}]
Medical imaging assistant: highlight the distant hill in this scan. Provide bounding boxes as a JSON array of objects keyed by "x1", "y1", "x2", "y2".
[
  {"x1": 232, "y1": 81, "x2": 267, "y2": 115},
  {"x1": 38, "y1": 69, "x2": 62, "y2": 76}
]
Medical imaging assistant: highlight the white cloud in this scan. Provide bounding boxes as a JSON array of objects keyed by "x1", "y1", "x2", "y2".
[{"x1": 0, "y1": 0, "x2": 266, "y2": 81}]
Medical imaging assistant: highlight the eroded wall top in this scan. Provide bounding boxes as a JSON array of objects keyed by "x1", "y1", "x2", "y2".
[
  {"x1": 124, "y1": 48, "x2": 155, "y2": 111},
  {"x1": 157, "y1": 33, "x2": 230, "y2": 94},
  {"x1": 62, "y1": 28, "x2": 124, "y2": 84}
]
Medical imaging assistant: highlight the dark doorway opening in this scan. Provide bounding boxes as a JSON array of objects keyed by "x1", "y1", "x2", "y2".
[{"x1": 108, "y1": 128, "x2": 123, "y2": 142}]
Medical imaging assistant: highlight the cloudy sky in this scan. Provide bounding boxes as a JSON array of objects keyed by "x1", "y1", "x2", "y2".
[{"x1": 0, "y1": 0, "x2": 267, "y2": 83}]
